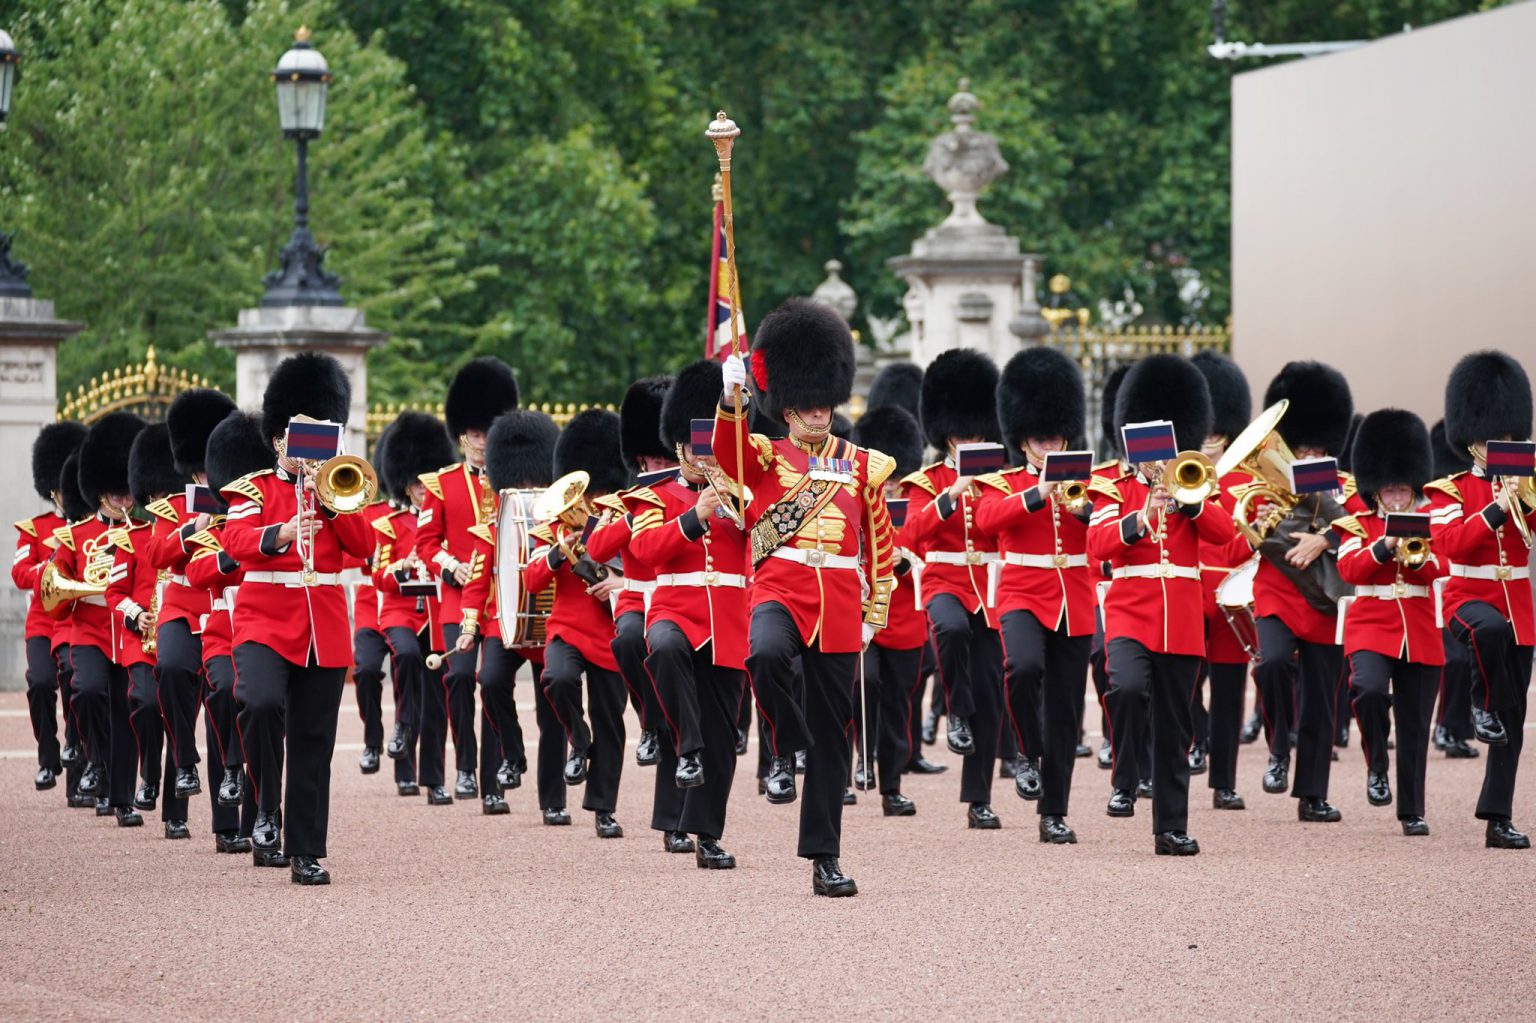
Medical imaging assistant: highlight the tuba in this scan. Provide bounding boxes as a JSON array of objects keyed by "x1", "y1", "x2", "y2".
[
  {"x1": 1221, "y1": 401, "x2": 1300, "y2": 548},
  {"x1": 533, "y1": 471, "x2": 612, "y2": 586},
  {"x1": 315, "y1": 454, "x2": 378, "y2": 514}
]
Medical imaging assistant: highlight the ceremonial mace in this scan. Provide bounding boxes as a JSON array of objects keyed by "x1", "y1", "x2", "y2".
[{"x1": 706, "y1": 111, "x2": 747, "y2": 525}]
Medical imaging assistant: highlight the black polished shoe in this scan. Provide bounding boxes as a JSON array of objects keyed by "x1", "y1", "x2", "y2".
[
  {"x1": 164, "y1": 819, "x2": 190, "y2": 840},
  {"x1": 215, "y1": 831, "x2": 251, "y2": 854},
  {"x1": 946, "y1": 714, "x2": 975, "y2": 756},
  {"x1": 1433, "y1": 725, "x2": 1450, "y2": 752},
  {"x1": 397, "y1": 781, "x2": 420, "y2": 797},
  {"x1": 1075, "y1": 742, "x2": 1093, "y2": 758},
  {"x1": 675, "y1": 751, "x2": 705, "y2": 790},
  {"x1": 882, "y1": 792, "x2": 916, "y2": 817},
  {"x1": 967, "y1": 802, "x2": 1000, "y2": 829},
  {"x1": 94, "y1": 796, "x2": 111, "y2": 816},
  {"x1": 843, "y1": 789, "x2": 857, "y2": 806},
  {"x1": 1472, "y1": 707, "x2": 1508, "y2": 746},
  {"x1": 386, "y1": 723, "x2": 414, "y2": 760},
  {"x1": 1298, "y1": 797, "x2": 1342, "y2": 823},
  {"x1": 1212, "y1": 788, "x2": 1247, "y2": 811},
  {"x1": 1445, "y1": 737, "x2": 1480, "y2": 759},
  {"x1": 734, "y1": 729, "x2": 748, "y2": 756},
  {"x1": 1039, "y1": 815, "x2": 1077, "y2": 844},
  {"x1": 922, "y1": 705, "x2": 940, "y2": 746},
  {"x1": 1334, "y1": 723, "x2": 1350, "y2": 748},
  {"x1": 594, "y1": 812, "x2": 623, "y2": 838},
  {"x1": 1240, "y1": 710, "x2": 1262, "y2": 745},
  {"x1": 635, "y1": 729, "x2": 659, "y2": 766},
  {"x1": 998, "y1": 756, "x2": 1019, "y2": 780},
  {"x1": 695, "y1": 837, "x2": 736, "y2": 869},
  {"x1": 78, "y1": 762, "x2": 102, "y2": 795},
  {"x1": 115, "y1": 805, "x2": 144, "y2": 827},
  {"x1": 853, "y1": 758, "x2": 874, "y2": 791},
  {"x1": 763, "y1": 756, "x2": 796, "y2": 804},
  {"x1": 564, "y1": 749, "x2": 589, "y2": 786},
  {"x1": 426, "y1": 786, "x2": 453, "y2": 806},
  {"x1": 254, "y1": 842, "x2": 290, "y2": 869},
  {"x1": 289, "y1": 855, "x2": 330, "y2": 886},
  {"x1": 663, "y1": 830, "x2": 695, "y2": 853},
  {"x1": 218, "y1": 768, "x2": 244, "y2": 807},
  {"x1": 60, "y1": 744, "x2": 82, "y2": 768},
  {"x1": 1263, "y1": 755, "x2": 1289, "y2": 794},
  {"x1": 174, "y1": 766, "x2": 201, "y2": 799},
  {"x1": 1135, "y1": 778, "x2": 1153, "y2": 799},
  {"x1": 35, "y1": 767, "x2": 57, "y2": 791},
  {"x1": 812, "y1": 857, "x2": 857, "y2": 897},
  {"x1": 1014, "y1": 758, "x2": 1042, "y2": 801},
  {"x1": 1486, "y1": 820, "x2": 1531, "y2": 849},
  {"x1": 906, "y1": 757, "x2": 948, "y2": 775},
  {"x1": 251, "y1": 812, "x2": 286, "y2": 866},
  {"x1": 1097, "y1": 739, "x2": 1113, "y2": 770},
  {"x1": 498, "y1": 759, "x2": 524, "y2": 790},
  {"x1": 1154, "y1": 831, "x2": 1200, "y2": 856},
  {"x1": 1366, "y1": 771, "x2": 1392, "y2": 807},
  {"x1": 455, "y1": 770, "x2": 477, "y2": 798},
  {"x1": 1106, "y1": 789, "x2": 1135, "y2": 818},
  {"x1": 358, "y1": 746, "x2": 381, "y2": 774},
  {"x1": 67, "y1": 792, "x2": 95, "y2": 809},
  {"x1": 1188, "y1": 742, "x2": 1208, "y2": 775},
  {"x1": 133, "y1": 783, "x2": 156, "y2": 811},
  {"x1": 542, "y1": 807, "x2": 571, "y2": 826},
  {"x1": 481, "y1": 794, "x2": 510, "y2": 815},
  {"x1": 1400, "y1": 817, "x2": 1430, "y2": 837}
]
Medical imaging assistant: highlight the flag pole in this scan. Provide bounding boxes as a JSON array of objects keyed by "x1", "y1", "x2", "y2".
[{"x1": 706, "y1": 112, "x2": 746, "y2": 524}]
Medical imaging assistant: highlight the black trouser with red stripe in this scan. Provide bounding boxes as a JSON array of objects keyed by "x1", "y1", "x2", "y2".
[
  {"x1": 71, "y1": 644, "x2": 136, "y2": 808},
  {"x1": 1095, "y1": 617, "x2": 1152, "y2": 785},
  {"x1": 927, "y1": 595, "x2": 1003, "y2": 804},
  {"x1": 233, "y1": 641, "x2": 345, "y2": 858},
  {"x1": 532, "y1": 662, "x2": 567, "y2": 812},
  {"x1": 543, "y1": 637, "x2": 625, "y2": 814},
  {"x1": 1002, "y1": 610, "x2": 1091, "y2": 818},
  {"x1": 389, "y1": 625, "x2": 438, "y2": 787},
  {"x1": 1448, "y1": 601, "x2": 1533, "y2": 821},
  {"x1": 612, "y1": 611, "x2": 654, "y2": 733},
  {"x1": 25, "y1": 635, "x2": 62, "y2": 774},
  {"x1": 1103, "y1": 638, "x2": 1200, "y2": 834},
  {"x1": 55, "y1": 641, "x2": 84, "y2": 798},
  {"x1": 854, "y1": 643, "x2": 921, "y2": 795},
  {"x1": 1437, "y1": 631, "x2": 1474, "y2": 742},
  {"x1": 1254, "y1": 615, "x2": 1342, "y2": 800},
  {"x1": 747, "y1": 602, "x2": 855, "y2": 859},
  {"x1": 352, "y1": 627, "x2": 388, "y2": 752},
  {"x1": 201, "y1": 653, "x2": 253, "y2": 837},
  {"x1": 156, "y1": 619, "x2": 203, "y2": 770},
  {"x1": 1348, "y1": 650, "x2": 1438, "y2": 820},
  {"x1": 440, "y1": 622, "x2": 479, "y2": 779},
  {"x1": 126, "y1": 662, "x2": 163, "y2": 788},
  {"x1": 1203, "y1": 661, "x2": 1248, "y2": 792},
  {"x1": 478, "y1": 640, "x2": 528, "y2": 798},
  {"x1": 646, "y1": 624, "x2": 740, "y2": 839}
]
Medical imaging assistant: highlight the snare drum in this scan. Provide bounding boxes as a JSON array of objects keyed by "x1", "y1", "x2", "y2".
[{"x1": 1215, "y1": 557, "x2": 1260, "y2": 660}]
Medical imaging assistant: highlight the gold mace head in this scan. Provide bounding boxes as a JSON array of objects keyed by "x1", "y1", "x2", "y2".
[{"x1": 707, "y1": 110, "x2": 740, "y2": 162}]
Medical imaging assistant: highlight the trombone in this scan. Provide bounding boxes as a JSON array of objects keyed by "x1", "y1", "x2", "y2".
[{"x1": 1497, "y1": 474, "x2": 1536, "y2": 549}]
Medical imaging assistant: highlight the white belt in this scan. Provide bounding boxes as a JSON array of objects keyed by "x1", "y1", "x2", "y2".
[
  {"x1": 79, "y1": 595, "x2": 107, "y2": 607},
  {"x1": 338, "y1": 568, "x2": 367, "y2": 586},
  {"x1": 1111, "y1": 564, "x2": 1200, "y2": 582},
  {"x1": 1450, "y1": 564, "x2": 1529, "y2": 582},
  {"x1": 656, "y1": 571, "x2": 747, "y2": 589},
  {"x1": 1003, "y1": 552, "x2": 1088, "y2": 570},
  {"x1": 623, "y1": 579, "x2": 656, "y2": 594},
  {"x1": 211, "y1": 598, "x2": 229, "y2": 612},
  {"x1": 1354, "y1": 583, "x2": 1430, "y2": 599},
  {"x1": 769, "y1": 548, "x2": 860, "y2": 570},
  {"x1": 243, "y1": 571, "x2": 343, "y2": 587},
  {"x1": 924, "y1": 550, "x2": 998, "y2": 567},
  {"x1": 167, "y1": 573, "x2": 189, "y2": 587}
]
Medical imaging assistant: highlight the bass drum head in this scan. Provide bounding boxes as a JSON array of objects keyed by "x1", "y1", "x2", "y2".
[
  {"x1": 1215, "y1": 556, "x2": 1258, "y2": 610},
  {"x1": 495, "y1": 488, "x2": 553, "y2": 649}
]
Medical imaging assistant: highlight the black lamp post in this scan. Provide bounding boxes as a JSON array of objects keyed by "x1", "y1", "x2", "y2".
[
  {"x1": 262, "y1": 26, "x2": 342, "y2": 307},
  {"x1": 0, "y1": 27, "x2": 32, "y2": 299}
]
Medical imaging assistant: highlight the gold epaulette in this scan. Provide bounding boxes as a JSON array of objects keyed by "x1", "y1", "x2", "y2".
[
  {"x1": 748, "y1": 434, "x2": 775, "y2": 470},
  {"x1": 420, "y1": 467, "x2": 451, "y2": 501},
  {"x1": 976, "y1": 471, "x2": 1012, "y2": 494},
  {"x1": 467, "y1": 523, "x2": 494, "y2": 545},
  {"x1": 1339, "y1": 470, "x2": 1358, "y2": 502},
  {"x1": 1425, "y1": 474, "x2": 1463, "y2": 502},
  {"x1": 372, "y1": 516, "x2": 397, "y2": 540},
  {"x1": 901, "y1": 463, "x2": 942, "y2": 496},
  {"x1": 222, "y1": 471, "x2": 270, "y2": 505},
  {"x1": 53, "y1": 525, "x2": 75, "y2": 551},
  {"x1": 1332, "y1": 514, "x2": 1368, "y2": 538},
  {"x1": 107, "y1": 527, "x2": 134, "y2": 553},
  {"x1": 145, "y1": 498, "x2": 179, "y2": 524},
  {"x1": 595, "y1": 494, "x2": 627, "y2": 515},
  {"x1": 1087, "y1": 476, "x2": 1123, "y2": 503},
  {"x1": 15, "y1": 518, "x2": 37, "y2": 538},
  {"x1": 189, "y1": 547, "x2": 218, "y2": 563},
  {"x1": 530, "y1": 523, "x2": 556, "y2": 545},
  {"x1": 865, "y1": 449, "x2": 896, "y2": 489},
  {"x1": 185, "y1": 529, "x2": 222, "y2": 553},
  {"x1": 622, "y1": 486, "x2": 666, "y2": 509}
]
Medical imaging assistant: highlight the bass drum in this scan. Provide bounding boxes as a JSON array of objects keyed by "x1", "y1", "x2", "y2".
[
  {"x1": 1215, "y1": 556, "x2": 1260, "y2": 660},
  {"x1": 495, "y1": 488, "x2": 555, "y2": 649}
]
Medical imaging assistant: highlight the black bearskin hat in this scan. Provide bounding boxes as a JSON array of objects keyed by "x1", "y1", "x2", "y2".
[
  {"x1": 1190, "y1": 351, "x2": 1251, "y2": 443},
  {"x1": 1351, "y1": 409, "x2": 1433, "y2": 505},
  {"x1": 206, "y1": 412, "x2": 276, "y2": 495},
  {"x1": 166, "y1": 388, "x2": 237, "y2": 477},
  {"x1": 261, "y1": 351, "x2": 351, "y2": 444},
  {"x1": 554, "y1": 409, "x2": 627, "y2": 495},
  {"x1": 32, "y1": 421, "x2": 87, "y2": 501},
  {"x1": 1429, "y1": 419, "x2": 1471, "y2": 479},
  {"x1": 661, "y1": 360, "x2": 725, "y2": 452},
  {"x1": 749, "y1": 298, "x2": 855, "y2": 421},
  {"x1": 486, "y1": 410, "x2": 561, "y2": 492},
  {"x1": 1445, "y1": 350, "x2": 1532, "y2": 451},
  {"x1": 853, "y1": 406, "x2": 925, "y2": 479},
  {"x1": 866, "y1": 362, "x2": 923, "y2": 414},
  {"x1": 620, "y1": 375, "x2": 673, "y2": 471},
  {"x1": 58, "y1": 451, "x2": 90, "y2": 522},
  {"x1": 1100, "y1": 364, "x2": 1130, "y2": 457},
  {"x1": 919, "y1": 349, "x2": 1001, "y2": 450},
  {"x1": 1263, "y1": 361, "x2": 1353, "y2": 456},
  {"x1": 445, "y1": 356, "x2": 519, "y2": 439},
  {"x1": 78, "y1": 412, "x2": 146, "y2": 507},
  {"x1": 1337, "y1": 414, "x2": 1364, "y2": 473},
  {"x1": 383, "y1": 412, "x2": 456, "y2": 506},
  {"x1": 1114, "y1": 355, "x2": 1212, "y2": 456},
  {"x1": 371, "y1": 421, "x2": 396, "y2": 497},
  {"x1": 128, "y1": 423, "x2": 188, "y2": 507},
  {"x1": 997, "y1": 347, "x2": 1085, "y2": 453},
  {"x1": 831, "y1": 412, "x2": 853, "y2": 441}
]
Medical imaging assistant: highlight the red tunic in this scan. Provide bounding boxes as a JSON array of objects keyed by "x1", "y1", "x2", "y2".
[
  {"x1": 522, "y1": 522, "x2": 618, "y2": 670},
  {"x1": 1426, "y1": 469, "x2": 1535, "y2": 646},
  {"x1": 13, "y1": 511, "x2": 64, "y2": 642},
  {"x1": 879, "y1": 514, "x2": 929, "y2": 651},
  {"x1": 1250, "y1": 473, "x2": 1367, "y2": 645},
  {"x1": 1335, "y1": 510, "x2": 1447, "y2": 665},
  {"x1": 219, "y1": 468, "x2": 377, "y2": 667},
  {"x1": 48, "y1": 514, "x2": 116, "y2": 654},
  {"x1": 105, "y1": 521, "x2": 158, "y2": 667},
  {"x1": 1086, "y1": 473, "x2": 1238, "y2": 657},
  {"x1": 712, "y1": 403, "x2": 897, "y2": 654},
  {"x1": 902, "y1": 461, "x2": 995, "y2": 626},
  {"x1": 1200, "y1": 471, "x2": 1260, "y2": 664},
  {"x1": 351, "y1": 502, "x2": 396, "y2": 634},
  {"x1": 143, "y1": 495, "x2": 213, "y2": 633},
  {"x1": 587, "y1": 495, "x2": 654, "y2": 621},
  {"x1": 185, "y1": 531, "x2": 239, "y2": 663},
  {"x1": 370, "y1": 507, "x2": 431, "y2": 635},
  {"x1": 625, "y1": 475, "x2": 749, "y2": 669},
  {"x1": 970, "y1": 465, "x2": 1095, "y2": 636},
  {"x1": 414, "y1": 462, "x2": 490, "y2": 647}
]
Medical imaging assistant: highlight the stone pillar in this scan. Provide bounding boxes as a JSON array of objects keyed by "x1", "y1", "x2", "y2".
[
  {"x1": 886, "y1": 81, "x2": 1038, "y2": 368},
  {"x1": 0, "y1": 297, "x2": 85, "y2": 689},
  {"x1": 210, "y1": 304, "x2": 386, "y2": 455}
]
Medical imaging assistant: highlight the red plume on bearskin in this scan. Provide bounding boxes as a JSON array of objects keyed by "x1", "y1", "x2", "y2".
[{"x1": 749, "y1": 298, "x2": 854, "y2": 421}]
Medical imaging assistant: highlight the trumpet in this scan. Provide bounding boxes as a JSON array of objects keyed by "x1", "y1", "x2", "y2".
[
  {"x1": 315, "y1": 454, "x2": 378, "y2": 514},
  {"x1": 1160, "y1": 451, "x2": 1220, "y2": 506},
  {"x1": 1056, "y1": 480, "x2": 1091, "y2": 516},
  {"x1": 1396, "y1": 535, "x2": 1432, "y2": 568}
]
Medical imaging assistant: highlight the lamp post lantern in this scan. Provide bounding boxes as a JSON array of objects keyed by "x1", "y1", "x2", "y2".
[
  {"x1": 0, "y1": 27, "x2": 32, "y2": 299},
  {"x1": 262, "y1": 25, "x2": 342, "y2": 307}
]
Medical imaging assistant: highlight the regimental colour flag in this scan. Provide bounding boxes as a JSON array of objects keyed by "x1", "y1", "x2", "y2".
[{"x1": 707, "y1": 183, "x2": 747, "y2": 360}]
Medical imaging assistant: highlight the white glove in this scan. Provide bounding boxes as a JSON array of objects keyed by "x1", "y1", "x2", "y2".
[
  {"x1": 861, "y1": 622, "x2": 877, "y2": 649},
  {"x1": 722, "y1": 353, "x2": 747, "y2": 393}
]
